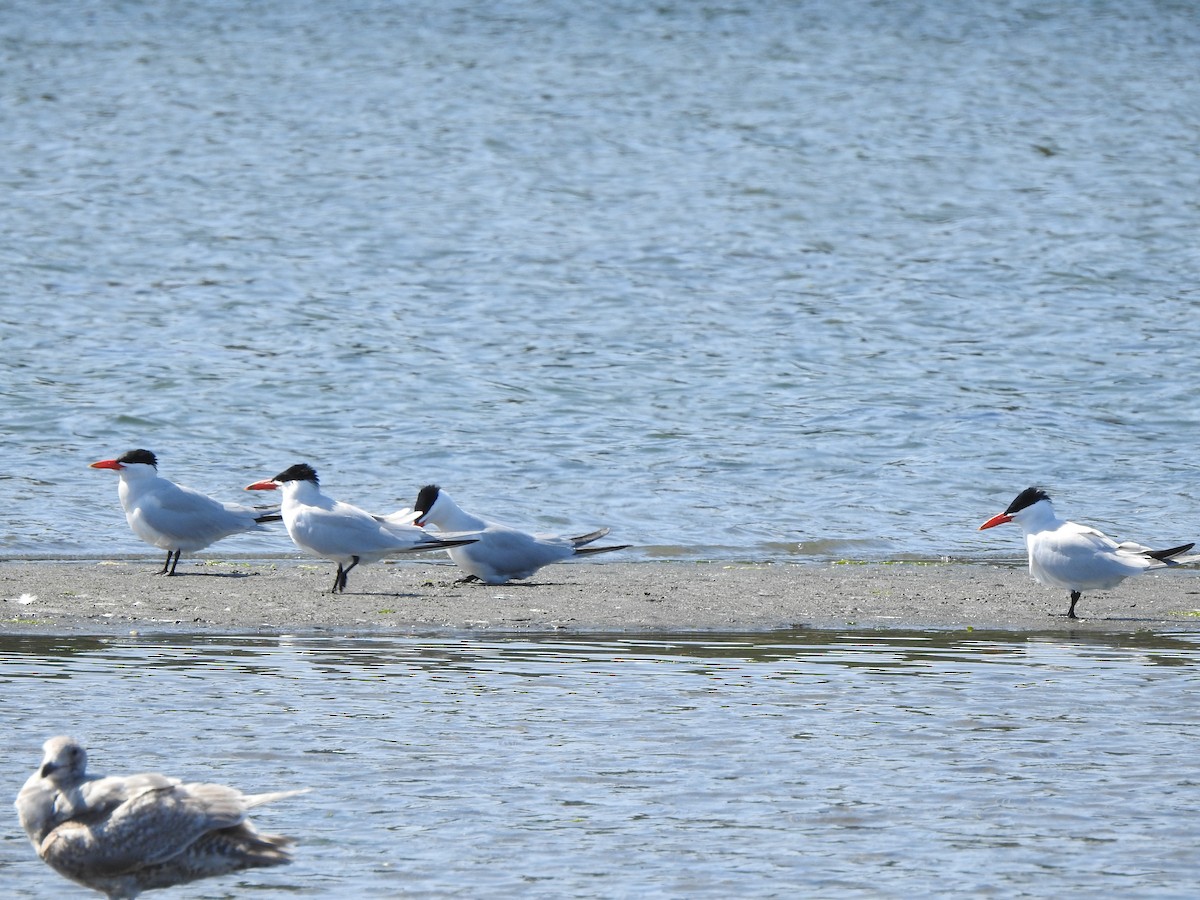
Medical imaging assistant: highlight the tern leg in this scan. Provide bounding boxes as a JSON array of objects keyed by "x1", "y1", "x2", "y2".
[
  {"x1": 1067, "y1": 590, "x2": 1081, "y2": 619},
  {"x1": 157, "y1": 549, "x2": 181, "y2": 575},
  {"x1": 455, "y1": 574, "x2": 483, "y2": 584},
  {"x1": 333, "y1": 556, "x2": 360, "y2": 593}
]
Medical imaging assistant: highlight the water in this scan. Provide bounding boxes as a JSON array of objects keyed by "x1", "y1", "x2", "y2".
[
  {"x1": 2, "y1": 629, "x2": 1199, "y2": 897},
  {"x1": 3, "y1": 0, "x2": 1200, "y2": 561}
]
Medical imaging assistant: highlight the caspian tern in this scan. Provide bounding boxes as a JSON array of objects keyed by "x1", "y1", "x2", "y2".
[
  {"x1": 413, "y1": 484, "x2": 630, "y2": 585},
  {"x1": 245, "y1": 464, "x2": 478, "y2": 593},
  {"x1": 16, "y1": 735, "x2": 303, "y2": 899},
  {"x1": 90, "y1": 449, "x2": 281, "y2": 575},
  {"x1": 979, "y1": 486, "x2": 1196, "y2": 618}
]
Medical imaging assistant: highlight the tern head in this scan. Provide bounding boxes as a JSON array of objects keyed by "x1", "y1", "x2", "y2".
[
  {"x1": 246, "y1": 463, "x2": 318, "y2": 492},
  {"x1": 36, "y1": 736, "x2": 88, "y2": 783},
  {"x1": 979, "y1": 487, "x2": 1052, "y2": 530},
  {"x1": 90, "y1": 449, "x2": 158, "y2": 472},
  {"x1": 413, "y1": 484, "x2": 444, "y2": 527}
]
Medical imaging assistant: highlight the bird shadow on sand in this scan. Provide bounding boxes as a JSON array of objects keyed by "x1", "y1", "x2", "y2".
[
  {"x1": 337, "y1": 590, "x2": 428, "y2": 598},
  {"x1": 160, "y1": 571, "x2": 264, "y2": 579},
  {"x1": 440, "y1": 579, "x2": 563, "y2": 589}
]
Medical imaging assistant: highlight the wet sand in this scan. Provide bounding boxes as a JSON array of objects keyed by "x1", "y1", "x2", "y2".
[{"x1": 3, "y1": 557, "x2": 1200, "y2": 634}]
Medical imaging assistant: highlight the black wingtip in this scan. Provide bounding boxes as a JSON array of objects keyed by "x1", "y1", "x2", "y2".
[
  {"x1": 573, "y1": 544, "x2": 631, "y2": 557},
  {"x1": 1147, "y1": 542, "x2": 1195, "y2": 562}
]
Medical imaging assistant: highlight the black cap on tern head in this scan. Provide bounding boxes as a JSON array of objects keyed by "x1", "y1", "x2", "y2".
[
  {"x1": 414, "y1": 484, "x2": 441, "y2": 515},
  {"x1": 117, "y1": 449, "x2": 158, "y2": 468},
  {"x1": 1005, "y1": 487, "x2": 1050, "y2": 515},
  {"x1": 273, "y1": 463, "x2": 319, "y2": 484}
]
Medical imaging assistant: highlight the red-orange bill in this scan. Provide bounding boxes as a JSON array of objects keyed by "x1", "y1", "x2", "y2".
[{"x1": 978, "y1": 513, "x2": 1012, "y2": 530}]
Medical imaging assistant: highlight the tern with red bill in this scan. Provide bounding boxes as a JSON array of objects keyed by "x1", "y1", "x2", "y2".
[
  {"x1": 246, "y1": 464, "x2": 477, "y2": 593},
  {"x1": 413, "y1": 484, "x2": 630, "y2": 585},
  {"x1": 90, "y1": 449, "x2": 280, "y2": 575},
  {"x1": 979, "y1": 487, "x2": 1196, "y2": 619}
]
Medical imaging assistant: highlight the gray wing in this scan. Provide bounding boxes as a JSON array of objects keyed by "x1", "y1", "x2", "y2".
[
  {"x1": 133, "y1": 481, "x2": 261, "y2": 546},
  {"x1": 45, "y1": 782, "x2": 249, "y2": 877}
]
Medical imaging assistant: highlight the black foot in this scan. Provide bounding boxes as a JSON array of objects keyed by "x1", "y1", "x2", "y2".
[
  {"x1": 455, "y1": 574, "x2": 483, "y2": 584},
  {"x1": 1067, "y1": 590, "x2": 1081, "y2": 619}
]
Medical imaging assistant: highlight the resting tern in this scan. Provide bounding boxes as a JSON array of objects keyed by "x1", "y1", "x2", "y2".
[
  {"x1": 16, "y1": 735, "x2": 303, "y2": 899},
  {"x1": 245, "y1": 464, "x2": 477, "y2": 593},
  {"x1": 413, "y1": 484, "x2": 630, "y2": 585},
  {"x1": 979, "y1": 486, "x2": 1196, "y2": 618},
  {"x1": 90, "y1": 449, "x2": 281, "y2": 575}
]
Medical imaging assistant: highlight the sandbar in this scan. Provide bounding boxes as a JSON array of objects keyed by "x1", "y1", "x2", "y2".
[{"x1": 3, "y1": 557, "x2": 1200, "y2": 635}]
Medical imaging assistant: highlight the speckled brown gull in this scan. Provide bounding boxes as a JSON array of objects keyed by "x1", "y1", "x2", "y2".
[{"x1": 14, "y1": 736, "x2": 305, "y2": 899}]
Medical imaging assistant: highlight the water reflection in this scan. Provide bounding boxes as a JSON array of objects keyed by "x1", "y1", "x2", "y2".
[
  {"x1": 3, "y1": 629, "x2": 1199, "y2": 898},
  {"x1": 4, "y1": 627, "x2": 1199, "y2": 678}
]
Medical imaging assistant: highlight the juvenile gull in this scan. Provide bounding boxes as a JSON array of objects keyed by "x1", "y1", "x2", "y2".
[
  {"x1": 15, "y1": 736, "x2": 304, "y2": 899},
  {"x1": 413, "y1": 484, "x2": 630, "y2": 585}
]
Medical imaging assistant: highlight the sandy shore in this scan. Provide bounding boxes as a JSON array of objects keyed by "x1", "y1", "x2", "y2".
[{"x1": 3, "y1": 556, "x2": 1200, "y2": 635}]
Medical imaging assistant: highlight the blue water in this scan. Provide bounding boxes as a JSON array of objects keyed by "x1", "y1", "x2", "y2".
[
  {"x1": 3, "y1": 0, "x2": 1199, "y2": 562},
  {"x1": 3, "y1": 629, "x2": 1200, "y2": 898}
]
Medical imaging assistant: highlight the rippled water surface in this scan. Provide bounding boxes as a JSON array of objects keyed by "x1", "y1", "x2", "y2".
[
  {"x1": 3, "y1": 0, "x2": 1200, "y2": 561},
  {"x1": 2, "y1": 630, "x2": 1199, "y2": 897}
]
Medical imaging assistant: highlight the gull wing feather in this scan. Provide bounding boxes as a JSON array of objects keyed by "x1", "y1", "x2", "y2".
[{"x1": 43, "y1": 783, "x2": 245, "y2": 876}]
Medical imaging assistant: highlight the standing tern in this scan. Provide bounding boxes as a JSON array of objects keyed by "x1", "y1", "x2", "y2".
[
  {"x1": 979, "y1": 486, "x2": 1196, "y2": 618},
  {"x1": 245, "y1": 464, "x2": 477, "y2": 593},
  {"x1": 15, "y1": 735, "x2": 304, "y2": 899},
  {"x1": 90, "y1": 449, "x2": 281, "y2": 575},
  {"x1": 413, "y1": 484, "x2": 630, "y2": 585}
]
